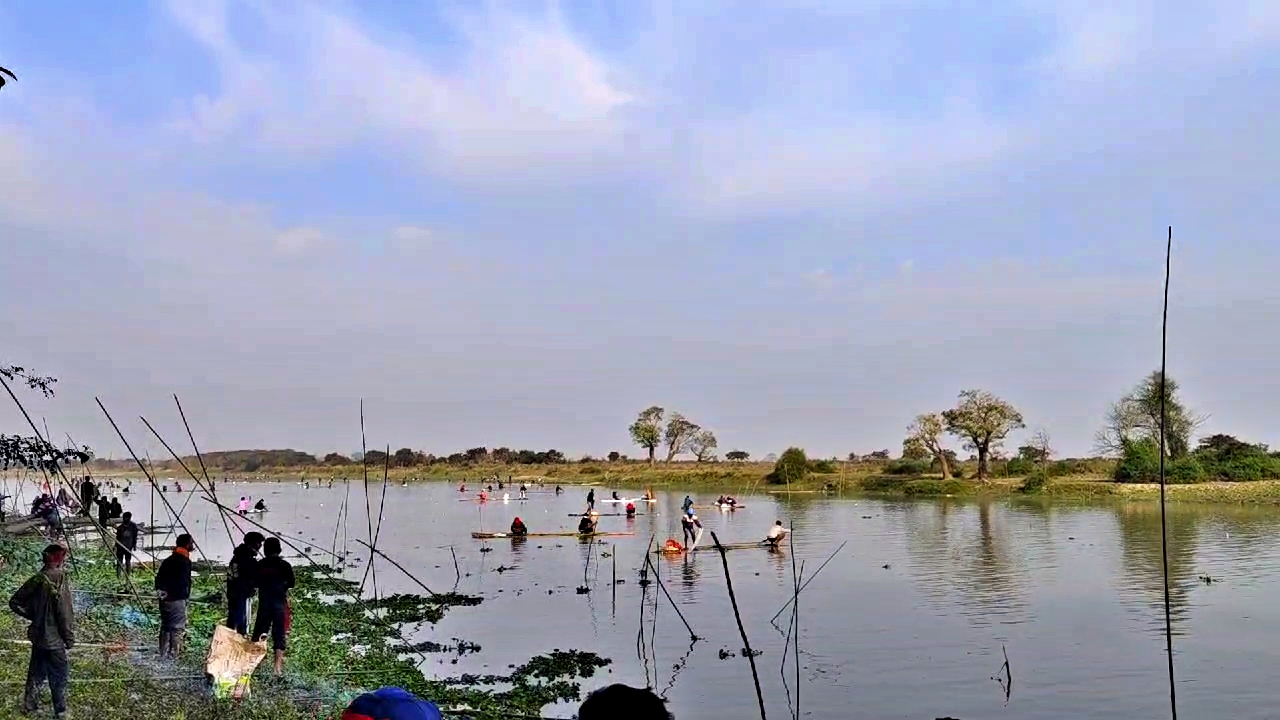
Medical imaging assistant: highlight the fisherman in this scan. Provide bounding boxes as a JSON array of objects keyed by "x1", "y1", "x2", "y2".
[
  {"x1": 577, "y1": 513, "x2": 598, "y2": 535},
  {"x1": 765, "y1": 520, "x2": 790, "y2": 547},
  {"x1": 254, "y1": 498, "x2": 267, "y2": 512},
  {"x1": 226, "y1": 532, "x2": 264, "y2": 636},
  {"x1": 55, "y1": 487, "x2": 73, "y2": 511},
  {"x1": 79, "y1": 476, "x2": 95, "y2": 517},
  {"x1": 341, "y1": 686, "x2": 443, "y2": 720},
  {"x1": 681, "y1": 509, "x2": 702, "y2": 547},
  {"x1": 725, "y1": 495, "x2": 737, "y2": 507},
  {"x1": 510, "y1": 517, "x2": 528, "y2": 536},
  {"x1": 681, "y1": 495, "x2": 693, "y2": 514},
  {"x1": 716, "y1": 495, "x2": 727, "y2": 506},
  {"x1": 478, "y1": 490, "x2": 488, "y2": 502},
  {"x1": 175, "y1": 481, "x2": 183, "y2": 493},
  {"x1": 252, "y1": 537, "x2": 295, "y2": 677},
  {"x1": 237, "y1": 496, "x2": 250, "y2": 515},
  {"x1": 555, "y1": 485, "x2": 563, "y2": 495},
  {"x1": 459, "y1": 483, "x2": 466, "y2": 492},
  {"x1": 497, "y1": 479, "x2": 504, "y2": 490},
  {"x1": 486, "y1": 485, "x2": 494, "y2": 493},
  {"x1": 644, "y1": 488, "x2": 655, "y2": 501},
  {"x1": 625, "y1": 501, "x2": 636, "y2": 519},
  {"x1": 9, "y1": 544, "x2": 74, "y2": 719},
  {"x1": 519, "y1": 483, "x2": 528, "y2": 500},
  {"x1": 95, "y1": 495, "x2": 110, "y2": 527},
  {"x1": 155, "y1": 534, "x2": 195, "y2": 660},
  {"x1": 586, "y1": 489, "x2": 595, "y2": 511},
  {"x1": 611, "y1": 491, "x2": 620, "y2": 501},
  {"x1": 115, "y1": 512, "x2": 139, "y2": 579},
  {"x1": 108, "y1": 497, "x2": 123, "y2": 519}
]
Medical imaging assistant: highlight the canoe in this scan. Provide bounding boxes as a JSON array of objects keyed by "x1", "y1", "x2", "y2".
[
  {"x1": 653, "y1": 540, "x2": 782, "y2": 554},
  {"x1": 472, "y1": 531, "x2": 635, "y2": 539},
  {"x1": 714, "y1": 503, "x2": 745, "y2": 510}
]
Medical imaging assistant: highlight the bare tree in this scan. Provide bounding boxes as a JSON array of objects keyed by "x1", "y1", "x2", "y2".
[
  {"x1": 905, "y1": 413, "x2": 952, "y2": 479},
  {"x1": 689, "y1": 430, "x2": 718, "y2": 462},
  {"x1": 663, "y1": 412, "x2": 700, "y2": 461},
  {"x1": 1094, "y1": 371, "x2": 1205, "y2": 458}
]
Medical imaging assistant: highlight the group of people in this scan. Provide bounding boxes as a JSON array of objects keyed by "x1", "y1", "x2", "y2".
[
  {"x1": 715, "y1": 494, "x2": 739, "y2": 507},
  {"x1": 235, "y1": 496, "x2": 268, "y2": 515}
]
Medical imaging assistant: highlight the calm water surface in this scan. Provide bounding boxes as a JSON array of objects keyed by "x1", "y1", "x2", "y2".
[{"x1": 63, "y1": 479, "x2": 1280, "y2": 719}]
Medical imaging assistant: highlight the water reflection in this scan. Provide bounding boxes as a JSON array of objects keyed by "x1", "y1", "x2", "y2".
[
  {"x1": 901, "y1": 499, "x2": 1031, "y2": 629},
  {"x1": 1115, "y1": 504, "x2": 1199, "y2": 635}
]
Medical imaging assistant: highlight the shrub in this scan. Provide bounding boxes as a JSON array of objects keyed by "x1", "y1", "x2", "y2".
[
  {"x1": 858, "y1": 476, "x2": 908, "y2": 492},
  {"x1": 1167, "y1": 457, "x2": 1206, "y2": 484},
  {"x1": 1114, "y1": 439, "x2": 1161, "y2": 482},
  {"x1": 1020, "y1": 470, "x2": 1050, "y2": 494},
  {"x1": 1006, "y1": 458, "x2": 1035, "y2": 476},
  {"x1": 768, "y1": 447, "x2": 809, "y2": 485},
  {"x1": 579, "y1": 465, "x2": 605, "y2": 476},
  {"x1": 1214, "y1": 456, "x2": 1280, "y2": 481},
  {"x1": 807, "y1": 459, "x2": 837, "y2": 474},
  {"x1": 884, "y1": 459, "x2": 930, "y2": 476}
]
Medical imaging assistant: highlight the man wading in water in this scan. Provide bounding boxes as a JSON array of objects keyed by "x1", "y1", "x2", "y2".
[
  {"x1": 253, "y1": 537, "x2": 295, "y2": 677},
  {"x1": 10, "y1": 544, "x2": 74, "y2": 719},
  {"x1": 155, "y1": 534, "x2": 195, "y2": 660}
]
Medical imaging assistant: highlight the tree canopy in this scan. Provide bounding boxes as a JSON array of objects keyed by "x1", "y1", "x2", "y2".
[
  {"x1": 629, "y1": 406, "x2": 664, "y2": 464},
  {"x1": 905, "y1": 413, "x2": 951, "y2": 479},
  {"x1": 1096, "y1": 371, "x2": 1203, "y2": 459},
  {"x1": 942, "y1": 390, "x2": 1025, "y2": 480}
]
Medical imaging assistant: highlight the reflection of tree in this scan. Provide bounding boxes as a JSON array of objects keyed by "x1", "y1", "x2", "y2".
[
  {"x1": 1115, "y1": 504, "x2": 1200, "y2": 632},
  {"x1": 901, "y1": 499, "x2": 1031, "y2": 629}
]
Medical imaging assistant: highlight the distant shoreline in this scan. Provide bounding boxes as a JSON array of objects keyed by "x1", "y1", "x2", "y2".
[{"x1": 64, "y1": 460, "x2": 1280, "y2": 506}]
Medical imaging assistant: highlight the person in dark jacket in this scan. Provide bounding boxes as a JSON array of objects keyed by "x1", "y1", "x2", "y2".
[
  {"x1": 108, "y1": 497, "x2": 123, "y2": 519},
  {"x1": 95, "y1": 495, "x2": 110, "y2": 527},
  {"x1": 9, "y1": 544, "x2": 74, "y2": 718},
  {"x1": 155, "y1": 534, "x2": 195, "y2": 659},
  {"x1": 578, "y1": 684, "x2": 672, "y2": 720},
  {"x1": 79, "y1": 476, "x2": 95, "y2": 517},
  {"x1": 115, "y1": 512, "x2": 139, "y2": 579},
  {"x1": 226, "y1": 532, "x2": 264, "y2": 636},
  {"x1": 252, "y1": 537, "x2": 295, "y2": 676}
]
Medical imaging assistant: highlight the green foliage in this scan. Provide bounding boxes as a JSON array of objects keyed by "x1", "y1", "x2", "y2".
[
  {"x1": 1116, "y1": 433, "x2": 1280, "y2": 483},
  {"x1": 900, "y1": 438, "x2": 930, "y2": 461},
  {"x1": 1098, "y1": 371, "x2": 1201, "y2": 459},
  {"x1": 901, "y1": 479, "x2": 970, "y2": 496},
  {"x1": 725, "y1": 450, "x2": 749, "y2": 461},
  {"x1": 768, "y1": 447, "x2": 809, "y2": 485},
  {"x1": 807, "y1": 459, "x2": 837, "y2": 474},
  {"x1": 1019, "y1": 470, "x2": 1050, "y2": 494},
  {"x1": 1114, "y1": 438, "x2": 1161, "y2": 482},
  {"x1": 323, "y1": 452, "x2": 351, "y2": 465},
  {"x1": 629, "y1": 406, "x2": 664, "y2": 464},
  {"x1": 884, "y1": 458, "x2": 930, "y2": 475}
]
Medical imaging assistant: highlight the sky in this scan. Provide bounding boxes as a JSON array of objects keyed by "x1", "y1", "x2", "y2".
[{"x1": 3, "y1": 0, "x2": 1280, "y2": 462}]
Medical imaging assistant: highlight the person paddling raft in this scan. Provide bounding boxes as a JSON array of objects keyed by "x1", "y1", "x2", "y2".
[
  {"x1": 555, "y1": 485, "x2": 563, "y2": 495},
  {"x1": 764, "y1": 520, "x2": 790, "y2": 547},
  {"x1": 625, "y1": 501, "x2": 636, "y2": 519},
  {"x1": 237, "y1": 497, "x2": 250, "y2": 516},
  {"x1": 519, "y1": 483, "x2": 528, "y2": 500},
  {"x1": 681, "y1": 495, "x2": 693, "y2": 514},
  {"x1": 586, "y1": 489, "x2": 595, "y2": 511},
  {"x1": 510, "y1": 517, "x2": 528, "y2": 536},
  {"x1": 578, "y1": 513, "x2": 598, "y2": 535},
  {"x1": 254, "y1": 499, "x2": 267, "y2": 512},
  {"x1": 681, "y1": 509, "x2": 702, "y2": 547},
  {"x1": 611, "y1": 491, "x2": 621, "y2": 501}
]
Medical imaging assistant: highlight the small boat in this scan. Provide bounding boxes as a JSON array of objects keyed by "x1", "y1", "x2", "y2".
[
  {"x1": 599, "y1": 498, "x2": 636, "y2": 504},
  {"x1": 653, "y1": 540, "x2": 778, "y2": 554},
  {"x1": 715, "y1": 502, "x2": 745, "y2": 510},
  {"x1": 472, "y1": 531, "x2": 635, "y2": 539}
]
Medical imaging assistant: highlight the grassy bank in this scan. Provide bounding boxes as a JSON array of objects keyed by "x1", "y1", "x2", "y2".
[{"x1": 0, "y1": 532, "x2": 610, "y2": 719}]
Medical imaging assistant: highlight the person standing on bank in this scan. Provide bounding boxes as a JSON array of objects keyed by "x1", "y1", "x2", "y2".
[
  {"x1": 9, "y1": 544, "x2": 74, "y2": 719},
  {"x1": 252, "y1": 537, "x2": 295, "y2": 677},
  {"x1": 155, "y1": 534, "x2": 195, "y2": 660},
  {"x1": 114, "y1": 512, "x2": 139, "y2": 579},
  {"x1": 226, "y1": 532, "x2": 264, "y2": 636}
]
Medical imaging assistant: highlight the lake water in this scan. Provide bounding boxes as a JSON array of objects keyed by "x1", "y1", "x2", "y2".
[{"x1": 73, "y1": 478, "x2": 1280, "y2": 719}]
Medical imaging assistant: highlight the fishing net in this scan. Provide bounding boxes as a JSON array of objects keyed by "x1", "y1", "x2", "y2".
[{"x1": 206, "y1": 625, "x2": 268, "y2": 699}]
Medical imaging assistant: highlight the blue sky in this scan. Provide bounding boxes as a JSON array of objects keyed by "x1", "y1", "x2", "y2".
[{"x1": 3, "y1": 1, "x2": 1280, "y2": 460}]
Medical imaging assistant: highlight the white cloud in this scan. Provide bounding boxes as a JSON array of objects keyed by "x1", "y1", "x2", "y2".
[{"x1": 164, "y1": 1, "x2": 635, "y2": 178}]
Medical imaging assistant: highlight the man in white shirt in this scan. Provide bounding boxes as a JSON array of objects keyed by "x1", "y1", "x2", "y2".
[{"x1": 765, "y1": 521, "x2": 790, "y2": 546}]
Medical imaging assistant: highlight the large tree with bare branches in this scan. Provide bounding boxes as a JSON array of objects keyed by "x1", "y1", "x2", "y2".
[{"x1": 942, "y1": 390, "x2": 1025, "y2": 480}]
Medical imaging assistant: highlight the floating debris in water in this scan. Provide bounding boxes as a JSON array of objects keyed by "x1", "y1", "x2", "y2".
[
  {"x1": 882, "y1": 563, "x2": 891, "y2": 569},
  {"x1": 1200, "y1": 574, "x2": 1215, "y2": 584}
]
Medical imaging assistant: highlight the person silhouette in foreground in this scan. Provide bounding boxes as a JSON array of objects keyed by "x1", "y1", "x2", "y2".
[
  {"x1": 578, "y1": 684, "x2": 673, "y2": 720},
  {"x1": 341, "y1": 686, "x2": 442, "y2": 720},
  {"x1": 10, "y1": 544, "x2": 74, "y2": 719},
  {"x1": 252, "y1": 537, "x2": 295, "y2": 677}
]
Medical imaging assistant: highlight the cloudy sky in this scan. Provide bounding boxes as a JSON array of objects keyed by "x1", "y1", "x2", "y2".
[{"x1": 2, "y1": 1, "x2": 1278, "y2": 461}]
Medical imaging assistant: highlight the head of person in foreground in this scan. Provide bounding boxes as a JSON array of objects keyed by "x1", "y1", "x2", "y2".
[{"x1": 578, "y1": 684, "x2": 673, "y2": 720}]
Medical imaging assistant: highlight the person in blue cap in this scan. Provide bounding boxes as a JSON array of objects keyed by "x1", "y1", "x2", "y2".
[{"x1": 341, "y1": 686, "x2": 442, "y2": 720}]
